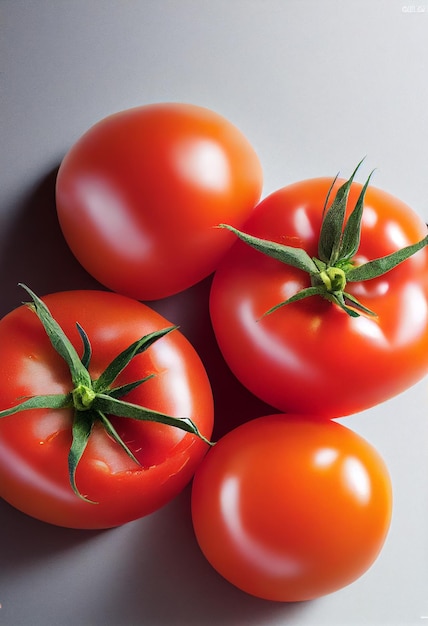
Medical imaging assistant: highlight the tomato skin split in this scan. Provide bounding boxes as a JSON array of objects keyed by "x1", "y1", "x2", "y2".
[
  {"x1": 0, "y1": 290, "x2": 214, "y2": 529},
  {"x1": 56, "y1": 102, "x2": 263, "y2": 300},
  {"x1": 191, "y1": 414, "x2": 393, "y2": 602}
]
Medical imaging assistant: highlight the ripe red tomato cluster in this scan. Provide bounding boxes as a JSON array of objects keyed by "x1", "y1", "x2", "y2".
[{"x1": 1, "y1": 103, "x2": 427, "y2": 603}]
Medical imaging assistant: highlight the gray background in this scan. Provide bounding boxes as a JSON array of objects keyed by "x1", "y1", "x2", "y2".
[{"x1": 1, "y1": 1, "x2": 428, "y2": 625}]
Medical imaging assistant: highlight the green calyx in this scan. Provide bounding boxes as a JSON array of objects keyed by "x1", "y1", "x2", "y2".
[
  {"x1": 0, "y1": 284, "x2": 212, "y2": 503},
  {"x1": 220, "y1": 159, "x2": 428, "y2": 318},
  {"x1": 72, "y1": 384, "x2": 96, "y2": 410}
]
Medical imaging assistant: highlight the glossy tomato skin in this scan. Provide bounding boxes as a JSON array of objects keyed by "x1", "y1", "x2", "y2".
[
  {"x1": 56, "y1": 103, "x2": 263, "y2": 300},
  {"x1": 210, "y1": 178, "x2": 428, "y2": 418},
  {"x1": 0, "y1": 290, "x2": 213, "y2": 529},
  {"x1": 191, "y1": 414, "x2": 392, "y2": 602}
]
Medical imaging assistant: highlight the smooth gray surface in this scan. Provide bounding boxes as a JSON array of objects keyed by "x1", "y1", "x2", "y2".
[{"x1": 1, "y1": 1, "x2": 428, "y2": 625}]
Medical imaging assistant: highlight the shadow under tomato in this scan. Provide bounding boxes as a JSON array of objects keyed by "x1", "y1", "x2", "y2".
[
  {"x1": 0, "y1": 166, "x2": 105, "y2": 318},
  {"x1": 98, "y1": 485, "x2": 308, "y2": 626},
  {"x1": 0, "y1": 497, "x2": 104, "y2": 571},
  {"x1": 1, "y1": 487, "x2": 308, "y2": 626}
]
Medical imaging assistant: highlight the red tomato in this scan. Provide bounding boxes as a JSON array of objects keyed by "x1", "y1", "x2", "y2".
[
  {"x1": 0, "y1": 290, "x2": 213, "y2": 529},
  {"x1": 55, "y1": 103, "x2": 263, "y2": 300},
  {"x1": 191, "y1": 414, "x2": 392, "y2": 602},
  {"x1": 210, "y1": 177, "x2": 428, "y2": 418}
]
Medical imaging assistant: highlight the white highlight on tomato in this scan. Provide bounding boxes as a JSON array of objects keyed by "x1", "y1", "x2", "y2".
[
  {"x1": 342, "y1": 456, "x2": 371, "y2": 505},
  {"x1": 220, "y1": 475, "x2": 304, "y2": 578},
  {"x1": 175, "y1": 139, "x2": 231, "y2": 192}
]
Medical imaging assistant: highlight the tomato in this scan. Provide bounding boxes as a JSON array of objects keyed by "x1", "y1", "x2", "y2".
[
  {"x1": 0, "y1": 289, "x2": 213, "y2": 529},
  {"x1": 191, "y1": 414, "x2": 392, "y2": 602},
  {"x1": 210, "y1": 176, "x2": 428, "y2": 418},
  {"x1": 55, "y1": 102, "x2": 263, "y2": 300}
]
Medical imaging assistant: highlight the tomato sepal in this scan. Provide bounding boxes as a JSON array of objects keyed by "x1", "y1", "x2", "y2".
[
  {"x1": 69, "y1": 409, "x2": 97, "y2": 503},
  {"x1": 95, "y1": 393, "x2": 212, "y2": 441},
  {"x1": 220, "y1": 161, "x2": 428, "y2": 317},
  {"x1": 76, "y1": 322, "x2": 92, "y2": 368},
  {"x1": 317, "y1": 158, "x2": 371, "y2": 264},
  {"x1": 0, "y1": 393, "x2": 72, "y2": 414},
  {"x1": 92, "y1": 326, "x2": 178, "y2": 394},
  {"x1": 346, "y1": 234, "x2": 428, "y2": 282},
  {"x1": 0, "y1": 284, "x2": 213, "y2": 502}
]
